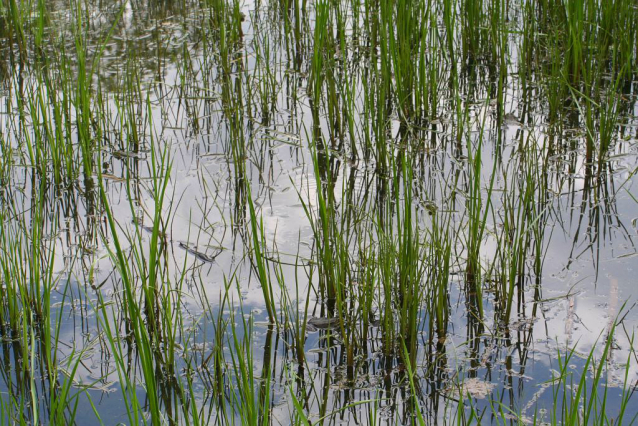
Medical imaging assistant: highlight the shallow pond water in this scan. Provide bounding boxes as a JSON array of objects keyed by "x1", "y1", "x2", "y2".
[{"x1": 1, "y1": 0, "x2": 638, "y2": 424}]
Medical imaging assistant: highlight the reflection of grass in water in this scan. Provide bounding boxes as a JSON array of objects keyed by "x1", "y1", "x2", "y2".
[
  {"x1": 483, "y1": 321, "x2": 637, "y2": 425},
  {"x1": 286, "y1": 322, "x2": 637, "y2": 424},
  {"x1": 0, "y1": 0, "x2": 637, "y2": 423}
]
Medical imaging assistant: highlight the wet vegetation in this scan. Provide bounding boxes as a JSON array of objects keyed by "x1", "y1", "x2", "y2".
[{"x1": 1, "y1": 0, "x2": 638, "y2": 424}]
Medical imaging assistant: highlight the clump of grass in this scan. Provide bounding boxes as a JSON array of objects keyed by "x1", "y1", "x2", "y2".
[
  {"x1": 0, "y1": 179, "x2": 94, "y2": 424},
  {"x1": 246, "y1": 182, "x2": 278, "y2": 326},
  {"x1": 376, "y1": 150, "x2": 427, "y2": 364},
  {"x1": 97, "y1": 132, "x2": 200, "y2": 424},
  {"x1": 299, "y1": 138, "x2": 358, "y2": 367},
  {"x1": 463, "y1": 108, "x2": 496, "y2": 321}
]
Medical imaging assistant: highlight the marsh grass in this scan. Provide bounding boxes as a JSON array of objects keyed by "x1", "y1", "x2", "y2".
[{"x1": 0, "y1": 0, "x2": 637, "y2": 423}]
